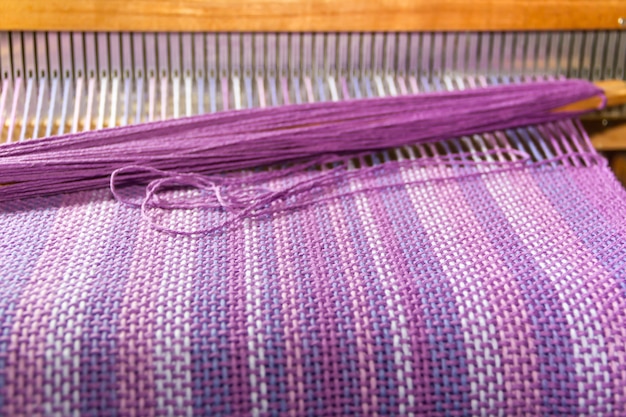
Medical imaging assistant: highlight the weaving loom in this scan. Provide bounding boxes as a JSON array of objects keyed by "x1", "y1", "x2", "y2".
[{"x1": 2, "y1": 1, "x2": 626, "y2": 416}]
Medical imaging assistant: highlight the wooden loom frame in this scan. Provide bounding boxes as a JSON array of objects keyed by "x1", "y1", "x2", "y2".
[{"x1": 0, "y1": 0, "x2": 625, "y2": 32}]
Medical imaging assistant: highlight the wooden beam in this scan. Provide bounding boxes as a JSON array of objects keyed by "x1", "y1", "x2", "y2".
[
  {"x1": 0, "y1": 0, "x2": 625, "y2": 32},
  {"x1": 609, "y1": 152, "x2": 626, "y2": 187},
  {"x1": 587, "y1": 120, "x2": 626, "y2": 151}
]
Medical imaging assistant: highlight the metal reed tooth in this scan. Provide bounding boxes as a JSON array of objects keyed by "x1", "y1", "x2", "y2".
[
  {"x1": 568, "y1": 32, "x2": 582, "y2": 79},
  {"x1": 241, "y1": 33, "x2": 253, "y2": 107},
  {"x1": 192, "y1": 33, "x2": 204, "y2": 114},
  {"x1": 604, "y1": 32, "x2": 617, "y2": 80},
  {"x1": 156, "y1": 33, "x2": 169, "y2": 118},
  {"x1": 289, "y1": 34, "x2": 301, "y2": 104},
  {"x1": 433, "y1": 32, "x2": 445, "y2": 79},
  {"x1": 384, "y1": 35, "x2": 398, "y2": 96},
  {"x1": 278, "y1": 34, "x2": 289, "y2": 104},
  {"x1": 523, "y1": 32, "x2": 535, "y2": 76},
  {"x1": 371, "y1": 33, "x2": 383, "y2": 77},
  {"x1": 143, "y1": 33, "x2": 156, "y2": 119},
  {"x1": 613, "y1": 33, "x2": 626, "y2": 118},
  {"x1": 20, "y1": 32, "x2": 35, "y2": 140},
  {"x1": 478, "y1": 32, "x2": 490, "y2": 77},
  {"x1": 395, "y1": 33, "x2": 408, "y2": 78},
  {"x1": 359, "y1": 33, "x2": 372, "y2": 78},
  {"x1": 252, "y1": 33, "x2": 262, "y2": 79},
  {"x1": 558, "y1": 32, "x2": 572, "y2": 78},
  {"x1": 325, "y1": 33, "x2": 337, "y2": 103},
  {"x1": 546, "y1": 32, "x2": 559, "y2": 76},
  {"x1": 119, "y1": 33, "x2": 132, "y2": 124},
  {"x1": 501, "y1": 33, "x2": 514, "y2": 76},
  {"x1": 218, "y1": 34, "x2": 229, "y2": 110},
  {"x1": 580, "y1": 31, "x2": 594, "y2": 80},
  {"x1": 537, "y1": 32, "x2": 549, "y2": 76},
  {"x1": 465, "y1": 33, "x2": 478, "y2": 77},
  {"x1": 0, "y1": 33, "x2": 7, "y2": 81},
  {"x1": 230, "y1": 33, "x2": 242, "y2": 109},
  {"x1": 277, "y1": 33, "x2": 288, "y2": 77},
  {"x1": 489, "y1": 32, "x2": 502, "y2": 77},
  {"x1": 265, "y1": 33, "x2": 277, "y2": 106},
  {"x1": 456, "y1": 34, "x2": 468, "y2": 77},
  {"x1": 170, "y1": 33, "x2": 182, "y2": 117},
  {"x1": 312, "y1": 34, "x2": 324, "y2": 101},
  {"x1": 206, "y1": 33, "x2": 217, "y2": 112},
  {"x1": 592, "y1": 31, "x2": 607, "y2": 81},
  {"x1": 347, "y1": 33, "x2": 359, "y2": 97}
]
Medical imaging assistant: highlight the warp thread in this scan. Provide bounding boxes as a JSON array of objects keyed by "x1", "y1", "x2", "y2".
[{"x1": 0, "y1": 79, "x2": 605, "y2": 204}]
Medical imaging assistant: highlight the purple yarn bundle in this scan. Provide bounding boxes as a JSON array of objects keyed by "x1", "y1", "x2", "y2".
[{"x1": 0, "y1": 79, "x2": 604, "y2": 202}]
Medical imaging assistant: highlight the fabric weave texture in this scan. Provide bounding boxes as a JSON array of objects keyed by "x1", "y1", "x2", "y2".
[{"x1": 1, "y1": 153, "x2": 626, "y2": 416}]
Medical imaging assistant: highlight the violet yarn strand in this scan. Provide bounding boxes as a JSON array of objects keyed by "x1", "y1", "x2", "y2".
[{"x1": 0, "y1": 79, "x2": 605, "y2": 202}]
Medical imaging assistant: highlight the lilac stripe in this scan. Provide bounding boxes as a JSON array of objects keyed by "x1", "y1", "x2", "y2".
[
  {"x1": 191, "y1": 224, "x2": 234, "y2": 416},
  {"x1": 152, "y1": 204, "x2": 195, "y2": 417},
  {"x1": 529, "y1": 167, "x2": 626, "y2": 411},
  {"x1": 4, "y1": 191, "x2": 94, "y2": 416},
  {"x1": 405, "y1": 164, "x2": 507, "y2": 415},
  {"x1": 225, "y1": 221, "x2": 254, "y2": 416},
  {"x1": 301, "y1": 202, "x2": 348, "y2": 415},
  {"x1": 350, "y1": 168, "x2": 435, "y2": 415},
  {"x1": 482, "y1": 167, "x2": 601, "y2": 414},
  {"x1": 452, "y1": 168, "x2": 548, "y2": 413},
  {"x1": 357, "y1": 168, "x2": 442, "y2": 414},
  {"x1": 0, "y1": 195, "x2": 64, "y2": 413},
  {"x1": 306, "y1": 195, "x2": 371, "y2": 414},
  {"x1": 80, "y1": 198, "x2": 142, "y2": 416},
  {"x1": 331, "y1": 194, "x2": 393, "y2": 414},
  {"x1": 116, "y1": 208, "x2": 158, "y2": 416},
  {"x1": 267, "y1": 173, "x2": 319, "y2": 416},
  {"x1": 393, "y1": 160, "x2": 477, "y2": 413},
  {"x1": 279, "y1": 209, "x2": 325, "y2": 416},
  {"x1": 253, "y1": 217, "x2": 290, "y2": 414}
]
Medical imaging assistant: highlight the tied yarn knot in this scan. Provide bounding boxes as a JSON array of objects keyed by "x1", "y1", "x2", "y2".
[
  {"x1": 110, "y1": 156, "x2": 355, "y2": 234},
  {"x1": 111, "y1": 165, "x2": 274, "y2": 213}
]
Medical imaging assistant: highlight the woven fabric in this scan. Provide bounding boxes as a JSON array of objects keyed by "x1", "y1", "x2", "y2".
[{"x1": 1, "y1": 154, "x2": 626, "y2": 416}]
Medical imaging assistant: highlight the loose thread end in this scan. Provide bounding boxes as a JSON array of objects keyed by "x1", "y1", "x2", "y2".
[{"x1": 108, "y1": 149, "x2": 545, "y2": 236}]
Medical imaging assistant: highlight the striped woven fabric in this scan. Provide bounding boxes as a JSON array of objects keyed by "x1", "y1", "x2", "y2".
[{"x1": 1, "y1": 139, "x2": 626, "y2": 416}]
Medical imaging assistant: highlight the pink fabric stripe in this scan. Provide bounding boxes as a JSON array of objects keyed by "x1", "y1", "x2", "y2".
[
  {"x1": 116, "y1": 215, "x2": 157, "y2": 417},
  {"x1": 399, "y1": 161, "x2": 518, "y2": 413},
  {"x1": 483, "y1": 167, "x2": 612, "y2": 411},
  {"x1": 3, "y1": 192, "x2": 92, "y2": 416},
  {"x1": 321, "y1": 191, "x2": 382, "y2": 414},
  {"x1": 304, "y1": 197, "x2": 375, "y2": 414},
  {"x1": 532, "y1": 167, "x2": 626, "y2": 407},
  {"x1": 228, "y1": 221, "x2": 254, "y2": 415},
  {"x1": 266, "y1": 175, "x2": 306, "y2": 416},
  {"x1": 345, "y1": 173, "x2": 423, "y2": 415},
  {"x1": 151, "y1": 207, "x2": 195, "y2": 416},
  {"x1": 353, "y1": 168, "x2": 435, "y2": 414}
]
